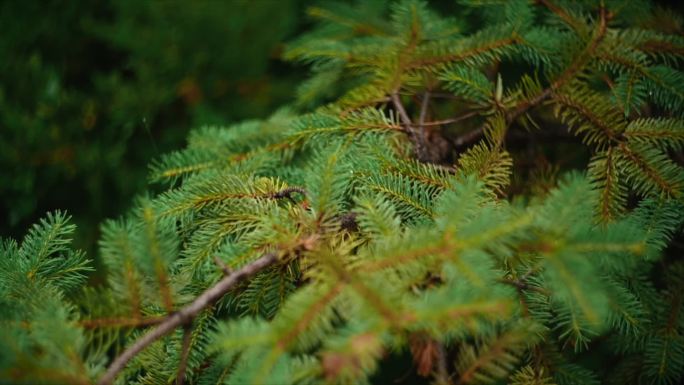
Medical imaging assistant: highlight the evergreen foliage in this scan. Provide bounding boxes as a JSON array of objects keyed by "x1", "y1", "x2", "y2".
[{"x1": 2, "y1": 1, "x2": 684, "y2": 384}]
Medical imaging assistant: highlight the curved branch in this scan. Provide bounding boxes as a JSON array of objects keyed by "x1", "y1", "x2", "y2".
[{"x1": 97, "y1": 252, "x2": 279, "y2": 385}]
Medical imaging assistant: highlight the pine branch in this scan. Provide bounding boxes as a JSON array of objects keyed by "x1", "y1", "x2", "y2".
[{"x1": 97, "y1": 252, "x2": 278, "y2": 385}]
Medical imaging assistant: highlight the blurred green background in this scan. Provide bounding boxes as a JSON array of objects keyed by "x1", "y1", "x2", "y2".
[{"x1": 0, "y1": 0, "x2": 312, "y2": 253}]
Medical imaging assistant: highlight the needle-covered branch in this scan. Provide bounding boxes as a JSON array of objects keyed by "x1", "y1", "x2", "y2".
[{"x1": 97, "y1": 253, "x2": 278, "y2": 385}]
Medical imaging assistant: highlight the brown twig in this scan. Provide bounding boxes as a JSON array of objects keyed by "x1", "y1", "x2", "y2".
[
  {"x1": 421, "y1": 111, "x2": 480, "y2": 127},
  {"x1": 452, "y1": 126, "x2": 485, "y2": 147},
  {"x1": 176, "y1": 323, "x2": 194, "y2": 385},
  {"x1": 418, "y1": 91, "x2": 430, "y2": 146},
  {"x1": 213, "y1": 255, "x2": 232, "y2": 275},
  {"x1": 97, "y1": 252, "x2": 279, "y2": 385},
  {"x1": 391, "y1": 92, "x2": 427, "y2": 161}
]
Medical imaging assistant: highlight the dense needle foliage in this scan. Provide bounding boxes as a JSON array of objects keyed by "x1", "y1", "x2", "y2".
[{"x1": 2, "y1": 1, "x2": 684, "y2": 384}]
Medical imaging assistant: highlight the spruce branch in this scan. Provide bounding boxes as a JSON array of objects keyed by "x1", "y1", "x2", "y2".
[
  {"x1": 7, "y1": 2, "x2": 684, "y2": 384},
  {"x1": 420, "y1": 6, "x2": 608, "y2": 157},
  {"x1": 97, "y1": 252, "x2": 279, "y2": 385},
  {"x1": 537, "y1": 0, "x2": 587, "y2": 34},
  {"x1": 507, "y1": 6, "x2": 609, "y2": 124},
  {"x1": 410, "y1": 36, "x2": 521, "y2": 68}
]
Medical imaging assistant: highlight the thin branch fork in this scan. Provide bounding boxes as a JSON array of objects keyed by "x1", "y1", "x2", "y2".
[
  {"x1": 176, "y1": 323, "x2": 194, "y2": 385},
  {"x1": 391, "y1": 91, "x2": 428, "y2": 161},
  {"x1": 97, "y1": 252, "x2": 279, "y2": 385}
]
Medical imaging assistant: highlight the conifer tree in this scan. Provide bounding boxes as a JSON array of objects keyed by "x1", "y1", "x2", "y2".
[{"x1": 2, "y1": 1, "x2": 684, "y2": 384}]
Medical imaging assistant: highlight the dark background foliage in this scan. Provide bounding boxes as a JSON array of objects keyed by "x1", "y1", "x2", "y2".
[{"x1": 0, "y1": 0, "x2": 311, "y2": 253}]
